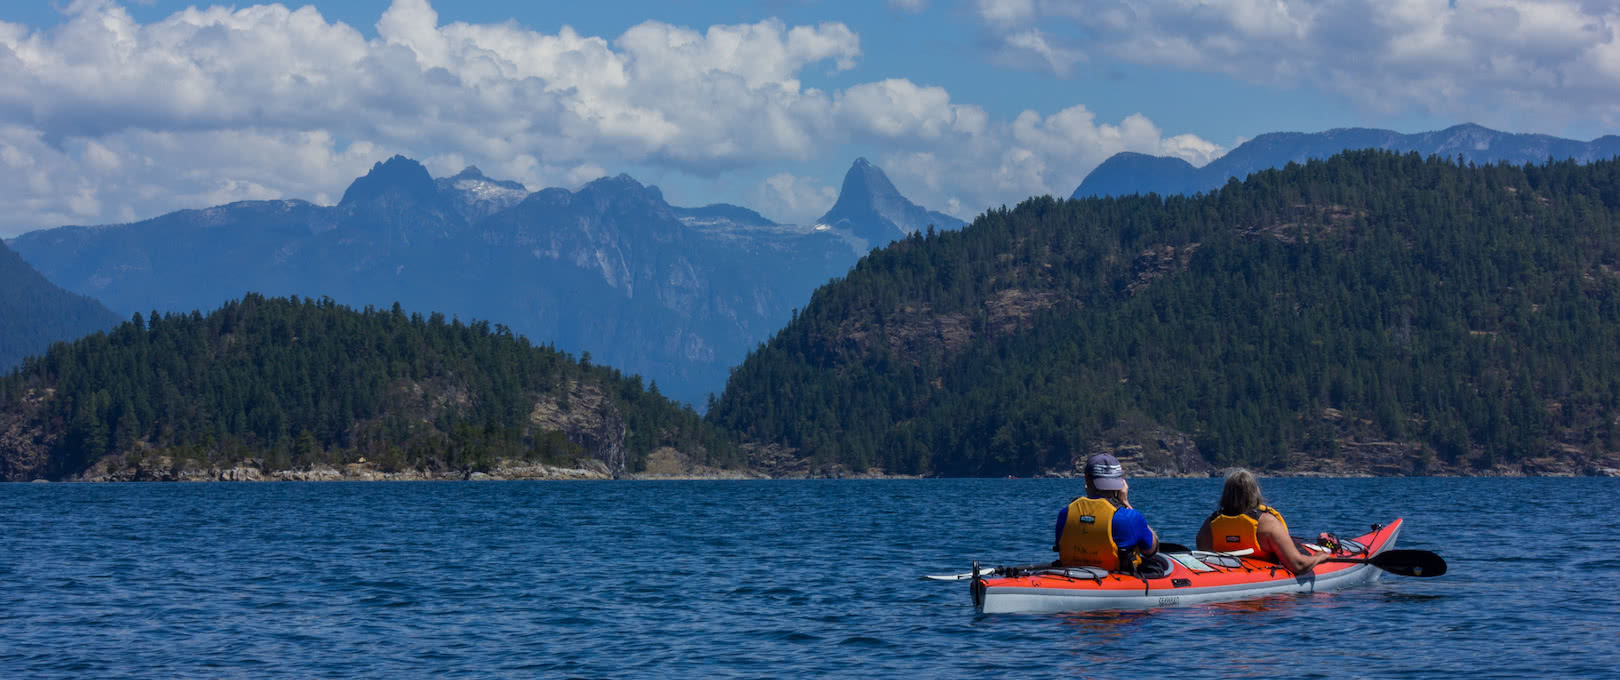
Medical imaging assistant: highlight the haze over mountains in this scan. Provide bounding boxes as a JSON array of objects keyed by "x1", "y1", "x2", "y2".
[
  {"x1": 1074, "y1": 123, "x2": 1620, "y2": 199},
  {"x1": 0, "y1": 239, "x2": 121, "y2": 369},
  {"x1": 6, "y1": 156, "x2": 960, "y2": 407}
]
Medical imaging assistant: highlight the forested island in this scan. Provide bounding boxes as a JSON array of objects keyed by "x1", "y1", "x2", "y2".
[
  {"x1": 5, "y1": 151, "x2": 1620, "y2": 481},
  {"x1": 0, "y1": 294, "x2": 739, "y2": 481}
]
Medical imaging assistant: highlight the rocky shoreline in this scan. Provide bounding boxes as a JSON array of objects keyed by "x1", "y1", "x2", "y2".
[
  {"x1": 30, "y1": 457, "x2": 1620, "y2": 483},
  {"x1": 16, "y1": 432, "x2": 1620, "y2": 482}
]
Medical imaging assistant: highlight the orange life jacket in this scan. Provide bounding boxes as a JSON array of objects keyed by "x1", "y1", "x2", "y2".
[
  {"x1": 1057, "y1": 496, "x2": 1141, "y2": 571},
  {"x1": 1206, "y1": 505, "x2": 1288, "y2": 562}
]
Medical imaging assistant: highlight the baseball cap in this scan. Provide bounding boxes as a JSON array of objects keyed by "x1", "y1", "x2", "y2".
[{"x1": 1084, "y1": 453, "x2": 1125, "y2": 490}]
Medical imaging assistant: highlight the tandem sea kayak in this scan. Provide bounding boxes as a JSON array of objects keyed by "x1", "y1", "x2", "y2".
[{"x1": 960, "y1": 518, "x2": 1419, "y2": 614}]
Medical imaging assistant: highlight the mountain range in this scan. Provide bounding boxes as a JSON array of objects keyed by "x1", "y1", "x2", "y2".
[
  {"x1": 5, "y1": 156, "x2": 961, "y2": 407},
  {"x1": 1073, "y1": 123, "x2": 1620, "y2": 199}
]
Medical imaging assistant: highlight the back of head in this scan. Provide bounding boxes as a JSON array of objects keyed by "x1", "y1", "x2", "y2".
[
  {"x1": 1219, "y1": 469, "x2": 1264, "y2": 516},
  {"x1": 1084, "y1": 453, "x2": 1126, "y2": 497}
]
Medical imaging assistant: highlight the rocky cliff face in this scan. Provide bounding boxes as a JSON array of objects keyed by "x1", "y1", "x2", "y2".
[
  {"x1": 0, "y1": 388, "x2": 56, "y2": 481},
  {"x1": 1055, "y1": 414, "x2": 1620, "y2": 479}
]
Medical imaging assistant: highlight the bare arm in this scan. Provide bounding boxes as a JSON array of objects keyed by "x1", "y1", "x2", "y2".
[{"x1": 1258, "y1": 514, "x2": 1328, "y2": 574}]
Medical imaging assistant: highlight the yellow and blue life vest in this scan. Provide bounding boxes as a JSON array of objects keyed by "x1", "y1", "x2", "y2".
[{"x1": 1057, "y1": 496, "x2": 1142, "y2": 571}]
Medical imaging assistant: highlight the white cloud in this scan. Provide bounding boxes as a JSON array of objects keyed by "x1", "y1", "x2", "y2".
[
  {"x1": 889, "y1": 0, "x2": 928, "y2": 12},
  {"x1": 973, "y1": 0, "x2": 1620, "y2": 131},
  {"x1": 835, "y1": 79, "x2": 964, "y2": 141},
  {"x1": 755, "y1": 172, "x2": 838, "y2": 225},
  {"x1": 999, "y1": 29, "x2": 1086, "y2": 76},
  {"x1": 876, "y1": 105, "x2": 1227, "y2": 220},
  {"x1": 976, "y1": 0, "x2": 1038, "y2": 27},
  {"x1": 0, "y1": 1, "x2": 868, "y2": 234},
  {"x1": 0, "y1": 0, "x2": 1217, "y2": 236}
]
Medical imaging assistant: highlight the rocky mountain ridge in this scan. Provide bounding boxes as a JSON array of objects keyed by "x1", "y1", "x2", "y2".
[
  {"x1": 814, "y1": 157, "x2": 964, "y2": 250},
  {"x1": 1074, "y1": 122, "x2": 1620, "y2": 199}
]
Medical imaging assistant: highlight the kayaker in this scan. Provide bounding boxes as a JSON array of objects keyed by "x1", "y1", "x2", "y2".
[
  {"x1": 1053, "y1": 453, "x2": 1159, "y2": 571},
  {"x1": 1195, "y1": 469, "x2": 1328, "y2": 574}
]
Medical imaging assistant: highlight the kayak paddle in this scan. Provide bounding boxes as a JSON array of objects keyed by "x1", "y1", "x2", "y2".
[
  {"x1": 922, "y1": 562, "x2": 1058, "y2": 581},
  {"x1": 1326, "y1": 549, "x2": 1447, "y2": 577}
]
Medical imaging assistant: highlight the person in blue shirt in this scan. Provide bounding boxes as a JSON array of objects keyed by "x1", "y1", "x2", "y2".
[{"x1": 1053, "y1": 453, "x2": 1159, "y2": 571}]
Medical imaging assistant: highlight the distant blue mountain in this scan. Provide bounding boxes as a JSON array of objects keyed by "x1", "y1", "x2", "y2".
[
  {"x1": 816, "y1": 158, "x2": 964, "y2": 250},
  {"x1": 6, "y1": 156, "x2": 955, "y2": 407},
  {"x1": 0, "y1": 238, "x2": 119, "y2": 369},
  {"x1": 670, "y1": 203, "x2": 779, "y2": 228},
  {"x1": 1074, "y1": 123, "x2": 1620, "y2": 199}
]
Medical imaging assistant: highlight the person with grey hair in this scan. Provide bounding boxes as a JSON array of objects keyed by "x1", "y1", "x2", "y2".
[
  {"x1": 1053, "y1": 453, "x2": 1159, "y2": 571},
  {"x1": 1195, "y1": 469, "x2": 1328, "y2": 574}
]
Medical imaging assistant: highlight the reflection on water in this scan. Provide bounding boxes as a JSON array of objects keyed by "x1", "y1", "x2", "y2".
[{"x1": 1057, "y1": 608, "x2": 1154, "y2": 636}]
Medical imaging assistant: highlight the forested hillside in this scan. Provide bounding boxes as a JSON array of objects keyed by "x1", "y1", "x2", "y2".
[
  {"x1": 0, "y1": 239, "x2": 120, "y2": 369},
  {"x1": 711, "y1": 151, "x2": 1620, "y2": 477},
  {"x1": 0, "y1": 294, "x2": 738, "y2": 481}
]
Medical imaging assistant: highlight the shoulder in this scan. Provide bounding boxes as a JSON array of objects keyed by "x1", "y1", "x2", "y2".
[
  {"x1": 1256, "y1": 511, "x2": 1287, "y2": 532},
  {"x1": 1114, "y1": 507, "x2": 1148, "y2": 526}
]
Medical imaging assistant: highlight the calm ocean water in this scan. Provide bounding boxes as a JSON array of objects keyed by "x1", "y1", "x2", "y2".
[{"x1": 2, "y1": 477, "x2": 1616, "y2": 679}]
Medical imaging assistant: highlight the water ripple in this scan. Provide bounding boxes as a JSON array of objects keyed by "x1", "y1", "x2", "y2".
[{"x1": 1, "y1": 478, "x2": 1615, "y2": 678}]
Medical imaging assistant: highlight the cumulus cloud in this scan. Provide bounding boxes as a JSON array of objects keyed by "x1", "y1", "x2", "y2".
[
  {"x1": 0, "y1": 0, "x2": 864, "y2": 233},
  {"x1": 877, "y1": 106, "x2": 1224, "y2": 220},
  {"x1": 972, "y1": 0, "x2": 1620, "y2": 131},
  {"x1": 0, "y1": 0, "x2": 1216, "y2": 236},
  {"x1": 754, "y1": 172, "x2": 839, "y2": 224}
]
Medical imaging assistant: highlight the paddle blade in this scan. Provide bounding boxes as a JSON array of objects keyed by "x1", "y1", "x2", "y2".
[{"x1": 1369, "y1": 549, "x2": 1447, "y2": 577}]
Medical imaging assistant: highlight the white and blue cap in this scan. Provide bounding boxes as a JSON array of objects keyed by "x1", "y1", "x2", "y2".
[{"x1": 1084, "y1": 453, "x2": 1125, "y2": 490}]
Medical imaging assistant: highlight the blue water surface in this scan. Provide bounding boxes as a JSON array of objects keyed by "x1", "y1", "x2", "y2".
[{"x1": 2, "y1": 478, "x2": 1616, "y2": 679}]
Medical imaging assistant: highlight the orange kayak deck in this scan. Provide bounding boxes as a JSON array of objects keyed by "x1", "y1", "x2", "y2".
[{"x1": 974, "y1": 519, "x2": 1403, "y2": 613}]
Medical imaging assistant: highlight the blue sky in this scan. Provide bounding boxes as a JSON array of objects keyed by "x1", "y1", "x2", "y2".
[{"x1": 1, "y1": 0, "x2": 1615, "y2": 237}]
